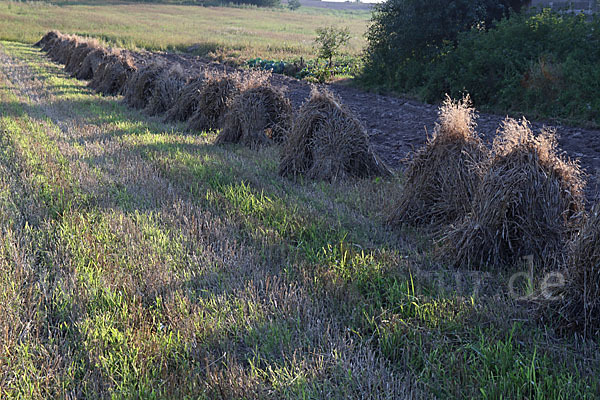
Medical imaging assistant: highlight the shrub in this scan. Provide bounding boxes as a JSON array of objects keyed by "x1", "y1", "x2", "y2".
[
  {"x1": 422, "y1": 10, "x2": 600, "y2": 124},
  {"x1": 362, "y1": 0, "x2": 527, "y2": 88},
  {"x1": 288, "y1": 0, "x2": 301, "y2": 10},
  {"x1": 363, "y1": 7, "x2": 600, "y2": 125}
]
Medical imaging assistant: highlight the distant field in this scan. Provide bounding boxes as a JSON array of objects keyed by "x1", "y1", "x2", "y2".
[{"x1": 0, "y1": 0, "x2": 370, "y2": 61}]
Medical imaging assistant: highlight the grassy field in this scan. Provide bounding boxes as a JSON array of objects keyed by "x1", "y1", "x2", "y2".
[
  {"x1": 0, "y1": 0, "x2": 369, "y2": 62},
  {"x1": 0, "y1": 40, "x2": 599, "y2": 398}
]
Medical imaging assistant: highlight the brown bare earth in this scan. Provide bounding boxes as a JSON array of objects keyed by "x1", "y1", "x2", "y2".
[{"x1": 150, "y1": 49, "x2": 600, "y2": 199}]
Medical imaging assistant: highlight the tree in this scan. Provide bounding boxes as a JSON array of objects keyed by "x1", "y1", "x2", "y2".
[
  {"x1": 314, "y1": 26, "x2": 351, "y2": 67},
  {"x1": 362, "y1": 0, "x2": 528, "y2": 87},
  {"x1": 288, "y1": 0, "x2": 301, "y2": 10}
]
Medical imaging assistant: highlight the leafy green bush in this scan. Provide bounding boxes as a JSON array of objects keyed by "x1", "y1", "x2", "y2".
[
  {"x1": 247, "y1": 56, "x2": 360, "y2": 82},
  {"x1": 422, "y1": 11, "x2": 600, "y2": 123},
  {"x1": 362, "y1": 5, "x2": 600, "y2": 125},
  {"x1": 362, "y1": 0, "x2": 527, "y2": 88},
  {"x1": 288, "y1": 0, "x2": 301, "y2": 10}
]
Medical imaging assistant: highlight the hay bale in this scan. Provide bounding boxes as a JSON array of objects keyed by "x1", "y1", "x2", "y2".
[
  {"x1": 187, "y1": 72, "x2": 241, "y2": 133},
  {"x1": 217, "y1": 82, "x2": 292, "y2": 146},
  {"x1": 122, "y1": 61, "x2": 165, "y2": 109},
  {"x1": 35, "y1": 30, "x2": 60, "y2": 48},
  {"x1": 88, "y1": 52, "x2": 137, "y2": 96},
  {"x1": 75, "y1": 47, "x2": 110, "y2": 80},
  {"x1": 443, "y1": 117, "x2": 585, "y2": 270},
  {"x1": 144, "y1": 64, "x2": 187, "y2": 116},
  {"x1": 164, "y1": 76, "x2": 205, "y2": 122},
  {"x1": 279, "y1": 89, "x2": 390, "y2": 181},
  {"x1": 389, "y1": 95, "x2": 489, "y2": 227},
  {"x1": 550, "y1": 204, "x2": 600, "y2": 337}
]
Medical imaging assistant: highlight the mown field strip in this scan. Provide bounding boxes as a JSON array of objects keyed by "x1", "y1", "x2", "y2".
[
  {"x1": 0, "y1": 41, "x2": 415, "y2": 398},
  {"x1": 0, "y1": 41, "x2": 598, "y2": 399}
]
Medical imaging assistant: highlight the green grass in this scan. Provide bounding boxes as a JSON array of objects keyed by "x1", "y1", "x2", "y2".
[
  {"x1": 0, "y1": 0, "x2": 369, "y2": 62},
  {"x1": 0, "y1": 40, "x2": 599, "y2": 399}
]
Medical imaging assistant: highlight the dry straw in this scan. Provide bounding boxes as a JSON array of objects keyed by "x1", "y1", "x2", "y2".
[
  {"x1": 144, "y1": 63, "x2": 187, "y2": 116},
  {"x1": 218, "y1": 79, "x2": 292, "y2": 146},
  {"x1": 122, "y1": 61, "x2": 164, "y2": 109},
  {"x1": 389, "y1": 95, "x2": 488, "y2": 228},
  {"x1": 65, "y1": 40, "x2": 101, "y2": 75},
  {"x1": 42, "y1": 35, "x2": 62, "y2": 53},
  {"x1": 187, "y1": 71, "x2": 241, "y2": 133},
  {"x1": 35, "y1": 30, "x2": 61, "y2": 48},
  {"x1": 88, "y1": 51, "x2": 137, "y2": 96},
  {"x1": 76, "y1": 48, "x2": 111, "y2": 80},
  {"x1": 164, "y1": 75, "x2": 205, "y2": 122},
  {"x1": 49, "y1": 35, "x2": 78, "y2": 65},
  {"x1": 550, "y1": 204, "x2": 600, "y2": 338},
  {"x1": 279, "y1": 88, "x2": 390, "y2": 181},
  {"x1": 443, "y1": 117, "x2": 585, "y2": 270}
]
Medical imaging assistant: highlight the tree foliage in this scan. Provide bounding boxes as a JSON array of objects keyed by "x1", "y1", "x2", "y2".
[
  {"x1": 362, "y1": 0, "x2": 528, "y2": 86},
  {"x1": 315, "y1": 26, "x2": 351, "y2": 67}
]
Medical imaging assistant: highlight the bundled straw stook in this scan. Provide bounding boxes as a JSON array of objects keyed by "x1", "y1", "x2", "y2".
[
  {"x1": 42, "y1": 35, "x2": 62, "y2": 53},
  {"x1": 49, "y1": 35, "x2": 78, "y2": 65},
  {"x1": 548, "y1": 204, "x2": 600, "y2": 338},
  {"x1": 144, "y1": 64, "x2": 187, "y2": 116},
  {"x1": 122, "y1": 61, "x2": 164, "y2": 109},
  {"x1": 187, "y1": 72, "x2": 241, "y2": 133},
  {"x1": 443, "y1": 118, "x2": 585, "y2": 270},
  {"x1": 217, "y1": 81, "x2": 292, "y2": 146},
  {"x1": 35, "y1": 30, "x2": 60, "y2": 48},
  {"x1": 76, "y1": 48, "x2": 111, "y2": 80},
  {"x1": 164, "y1": 76, "x2": 205, "y2": 122},
  {"x1": 65, "y1": 41, "x2": 100, "y2": 75},
  {"x1": 389, "y1": 95, "x2": 488, "y2": 228},
  {"x1": 279, "y1": 88, "x2": 390, "y2": 181},
  {"x1": 88, "y1": 51, "x2": 137, "y2": 96}
]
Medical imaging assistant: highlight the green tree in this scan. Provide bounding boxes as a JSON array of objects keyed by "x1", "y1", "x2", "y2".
[
  {"x1": 288, "y1": 0, "x2": 301, "y2": 10},
  {"x1": 362, "y1": 0, "x2": 527, "y2": 89},
  {"x1": 315, "y1": 26, "x2": 351, "y2": 67}
]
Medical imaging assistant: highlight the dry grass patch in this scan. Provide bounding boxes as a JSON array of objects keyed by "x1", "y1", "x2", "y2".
[
  {"x1": 389, "y1": 95, "x2": 488, "y2": 228},
  {"x1": 218, "y1": 79, "x2": 292, "y2": 146},
  {"x1": 279, "y1": 88, "x2": 390, "y2": 181},
  {"x1": 443, "y1": 118, "x2": 585, "y2": 270},
  {"x1": 187, "y1": 71, "x2": 241, "y2": 133}
]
